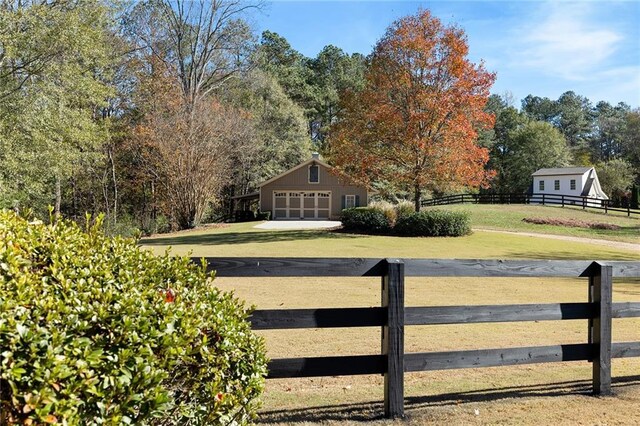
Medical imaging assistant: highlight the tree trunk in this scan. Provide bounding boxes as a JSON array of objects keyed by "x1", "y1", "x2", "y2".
[
  {"x1": 108, "y1": 146, "x2": 118, "y2": 224},
  {"x1": 151, "y1": 180, "x2": 157, "y2": 233},
  {"x1": 54, "y1": 176, "x2": 62, "y2": 219},
  {"x1": 414, "y1": 183, "x2": 421, "y2": 212}
]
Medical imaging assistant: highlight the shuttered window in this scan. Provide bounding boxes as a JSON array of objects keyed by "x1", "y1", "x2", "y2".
[{"x1": 345, "y1": 194, "x2": 356, "y2": 209}]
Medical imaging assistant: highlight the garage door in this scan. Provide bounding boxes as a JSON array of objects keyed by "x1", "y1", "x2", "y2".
[{"x1": 273, "y1": 191, "x2": 331, "y2": 219}]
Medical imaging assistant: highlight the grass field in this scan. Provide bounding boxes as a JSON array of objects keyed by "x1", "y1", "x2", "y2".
[
  {"x1": 438, "y1": 203, "x2": 640, "y2": 243},
  {"x1": 140, "y1": 205, "x2": 640, "y2": 425},
  {"x1": 142, "y1": 205, "x2": 639, "y2": 260}
]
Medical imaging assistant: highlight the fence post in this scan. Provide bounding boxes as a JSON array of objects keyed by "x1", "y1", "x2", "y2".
[
  {"x1": 381, "y1": 259, "x2": 405, "y2": 418},
  {"x1": 583, "y1": 262, "x2": 613, "y2": 395},
  {"x1": 542, "y1": 193, "x2": 545, "y2": 205}
]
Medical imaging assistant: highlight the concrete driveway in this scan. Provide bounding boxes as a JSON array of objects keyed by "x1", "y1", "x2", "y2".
[{"x1": 254, "y1": 220, "x2": 342, "y2": 230}]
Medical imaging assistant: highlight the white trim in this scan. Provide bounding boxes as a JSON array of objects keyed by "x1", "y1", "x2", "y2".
[
  {"x1": 272, "y1": 190, "x2": 331, "y2": 220},
  {"x1": 345, "y1": 194, "x2": 356, "y2": 209}
]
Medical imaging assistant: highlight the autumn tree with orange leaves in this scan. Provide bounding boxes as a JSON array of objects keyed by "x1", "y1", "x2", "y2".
[{"x1": 329, "y1": 10, "x2": 496, "y2": 211}]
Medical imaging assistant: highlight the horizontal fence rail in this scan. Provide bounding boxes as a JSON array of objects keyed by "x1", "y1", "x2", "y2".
[
  {"x1": 420, "y1": 192, "x2": 640, "y2": 217},
  {"x1": 405, "y1": 344, "x2": 593, "y2": 372},
  {"x1": 204, "y1": 257, "x2": 640, "y2": 278},
  {"x1": 199, "y1": 257, "x2": 640, "y2": 419},
  {"x1": 248, "y1": 302, "x2": 640, "y2": 329}
]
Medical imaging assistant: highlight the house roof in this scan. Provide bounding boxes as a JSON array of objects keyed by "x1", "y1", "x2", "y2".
[
  {"x1": 257, "y1": 157, "x2": 333, "y2": 188},
  {"x1": 531, "y1": 167, "x2": 592, "y2": 177},
  {"x1": 231, "y1": 191, "x2": 259, "y2": 201}
]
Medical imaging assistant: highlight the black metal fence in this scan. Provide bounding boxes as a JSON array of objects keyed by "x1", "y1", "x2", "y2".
[
  {"x1": 199, "y1": 257, "x2": 640, "y2": 419},
  {"x1": 421, "y1": 193, "x2": 640, "y2": 217}
]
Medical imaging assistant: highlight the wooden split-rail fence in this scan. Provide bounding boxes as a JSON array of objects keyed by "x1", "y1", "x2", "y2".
[
  {"x1": 421, "y1": 192, "x2": 640, "y2": 217},
  {"x1": 197, "y1": 257, "x2": 640, "y2": 419}
]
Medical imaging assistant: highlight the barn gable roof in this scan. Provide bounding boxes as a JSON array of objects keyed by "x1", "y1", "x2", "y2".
[
  {"x1": 257, "y1": 157, "x2": 333, "y2": 188},
  {"x1": 531, "y1": 167, "x2": 592, "y2": 177}
]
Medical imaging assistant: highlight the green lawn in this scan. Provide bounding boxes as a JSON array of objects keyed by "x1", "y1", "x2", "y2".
[
  {"x1": 141, "y1": 208, "x2": 638, "y2": 261},
  {"x1": 435, "y1": 203, "x2": 640, "y2": 243}
]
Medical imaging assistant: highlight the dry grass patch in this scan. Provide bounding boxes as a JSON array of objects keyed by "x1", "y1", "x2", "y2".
[{"x1": 523, "y1": 216, "x2": 621, "y2": 230}]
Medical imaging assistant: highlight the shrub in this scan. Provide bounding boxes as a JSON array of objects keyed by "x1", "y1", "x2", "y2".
[
  {"x1": 0, "y1": 210, "x2": 267, "y2": 425},
  {"x1": 234, "y1": 210, "x2": 256, "y2": 222},
  {"x1": 394, "y1": 200, "x2": 415, "y2": 220},
  {"x1": 256, "y1": 210, "x2": 271, "y2": 220},
  {"x1": 368, "y1": 200, "x2": 397, "y2": 227},
  {"x1": 340, "y1": 207, "x2": 391, "y2": 233},
  {"x1": 395, "y1": 209, "x2": 471, "y2": 237}
]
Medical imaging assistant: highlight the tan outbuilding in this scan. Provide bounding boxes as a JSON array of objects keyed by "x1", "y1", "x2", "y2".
[{"x1": 256, "y1": 153, "x2": 370, "y2": 220}]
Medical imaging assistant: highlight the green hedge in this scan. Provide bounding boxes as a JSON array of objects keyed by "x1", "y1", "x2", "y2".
[
  {"x1": 0, "y1": 210, "x2": 267, "y2": 425},
  {"x1": 256, "y1": 211, "x2": 271, "y2": 220},
  {"x1": 394, "y1": 209, "x2": 471, "y2": 237},
  {"x1": 340, "y1": 207, "x2": 391, "y2": 233}
]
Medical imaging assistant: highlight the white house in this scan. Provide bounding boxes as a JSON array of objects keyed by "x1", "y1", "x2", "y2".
[{"x1": 531, "y1": 167, "x2": 608, "y2": 206}]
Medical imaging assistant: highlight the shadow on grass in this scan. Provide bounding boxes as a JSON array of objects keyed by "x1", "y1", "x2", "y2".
[
  {"x1": 141, "y1": 230, "x2": 359, "y2": 246},
  {"x1": 257, "y1": 375, "x2": 640, "y2": 424}
]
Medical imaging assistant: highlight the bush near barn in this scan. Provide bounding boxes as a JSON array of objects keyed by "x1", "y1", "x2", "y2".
[
  {"x1": 340, "y1": 207, "x2": 391, "y2": 233},
  {"x1": 341, "y1": 203, "x2": 470, "y2": 237},
  {"x1": 0, "y1": 210, "x2": 267, "y2": 425},
  {"x1": 395, "y1": 210, "x2": 471, "y2": 237}
]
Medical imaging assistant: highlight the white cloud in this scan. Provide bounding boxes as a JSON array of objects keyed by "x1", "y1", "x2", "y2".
[{"x1": 513, "y1": 2, "x2": 622, "y2": 81}]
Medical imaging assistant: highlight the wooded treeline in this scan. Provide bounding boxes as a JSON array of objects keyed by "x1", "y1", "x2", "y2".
[
  {"x1": 0, "y1": 1, "x2": 637, "y2": 233},
  {"x1": 482, "y1": 92, "x2": 639, "y2": 199}
]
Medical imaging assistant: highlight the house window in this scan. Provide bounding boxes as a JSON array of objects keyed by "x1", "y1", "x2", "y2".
[
  {"x1": 554, "y1": 180, "x2": 560, "y2": 190},
  {"x1": 539, "y1": 180, "x2": 544, "y2": 191},
  {"x1": 570, "y1": 179, "x2": 576, "y2": 190},
  {"x1": 345, "y1": 195, "x2": 356, "y2": 209},
  {"x1": 308, "y1": 165, "x2": 319, "y2": 183}
]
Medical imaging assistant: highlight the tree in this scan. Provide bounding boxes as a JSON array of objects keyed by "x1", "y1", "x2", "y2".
[
  {"x1": 521, "y1": 95, "x2": 558, "y2": 123},
  {"x1": 146, "y1": 0, "x2": 258, "y2": 109},
  {"x1": 596, "y1": 158, "x2": 635, "y2": 200},
  {"x1": 123, "y1": 0, "x2": 261, "y2": 229},
  {"x1": 590, "y1": 101, "x2": 630, "y2": 162},
  {"x1": 218, "y1": 69, "x2": 311, "y2": 211},
  {"x1": 134, "y1": 92, "x2": 254, "y2": 229},
  {"x1": 329, "y1": 9, "x2": 496, "y2": 210},
  {"x1": 502, "y1": 121, "x2": 572, "y2": 193},
  {"x1": 308, "y1": 46, "x2": 366, "y2": 147},
  {"x1": 622, "y1": 109, "x2": 640, "y2": 184},
  {"x1": 257, "y1": 30, "x2": 315, "y2": 112},
  {"x1": 480, "y1": 94, "x2": 528, "y2": 193},
  {"x1": 0, "y1": 1, "x2": 116, "y2": 216},
  {"x1": 555, "y1": 91, "x2": 593, "y2": 159}
]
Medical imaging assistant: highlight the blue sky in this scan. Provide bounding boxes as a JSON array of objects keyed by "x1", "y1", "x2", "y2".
[{"x1": 251, "y1": 1, "x2": 640, "y2": 108}]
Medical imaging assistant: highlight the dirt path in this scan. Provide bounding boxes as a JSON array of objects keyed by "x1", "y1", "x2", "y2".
[{"x1": 475, "y1": 228, "x2": 640, "y2": 253}]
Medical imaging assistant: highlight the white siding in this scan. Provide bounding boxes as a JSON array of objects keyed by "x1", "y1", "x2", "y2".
[
  {"x1": 532, "y1": 171, "x2": 588, "y2": 199},
  {"x1": 531, "y1": 169, "x2": 607, "y2": 207}
]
